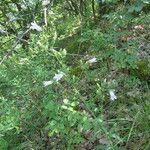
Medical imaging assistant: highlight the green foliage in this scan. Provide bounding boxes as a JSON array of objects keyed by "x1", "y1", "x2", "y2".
[
  {"x1": 0, "y1": 138, "x2": 8, "y2": 150},
  {"x1": 127, "y1": 0, "x2": 150, "y2": 13},
  {"x1": 0, "y1": 0, "x2": 150, "y2": 149}
]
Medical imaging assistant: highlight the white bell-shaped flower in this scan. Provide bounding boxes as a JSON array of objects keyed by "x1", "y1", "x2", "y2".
[
  {"x1": 87, "y1": 57, "x2": 97, "y2": 64},
  {"x1": 42, "y1": 0, "x2": 50, "y2": 6},
  {"x1": 43, "y1": 80, "x2": 53, "y2": 87},
  {"x1": 53, "y1": 71, "x2": 65, "y2": 82},
  {"x1": 109, "y1": 90, "x2": 117, "y2": 101},
  {"x1": 30, "y1": 21, "x2": 42, "y2": 31}
]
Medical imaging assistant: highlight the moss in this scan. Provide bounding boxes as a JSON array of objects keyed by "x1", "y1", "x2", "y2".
[
  {"x1": 55, "y1": 31, "x2": 90, "y2": 54},
  {"x1": 69, "y1": 66, "x2": 83, "y2": 77},
  {"x1": 65, "y1": 38, "x2": 79, "y2": 53},
  {"x1": 132, "y1": 59, "x2": 150, "y2": 81}
]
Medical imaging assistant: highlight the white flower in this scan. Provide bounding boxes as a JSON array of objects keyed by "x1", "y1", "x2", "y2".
[
  {"x1": 109, "y1": 90, "x2": 117, "y2": 101},
  {"x1": 0, "y1": 29, "x2": 7, "y2": 34},
  {"x1": 42, "y1": 0, "x2": 50, "y2": 6},
  {"x1": 53, "y1": 71, "x2": 65, "y2": 82},
  {"x1": 87, "y1": 57, "x2": 97, "y2": 64},
  {"x1": 43, "y1": 71, "x2": 65, "y2": 87},
  {"x1": 30, "y1": 21, "x2": 42, "y2": 31},
  {"x1": 63, "y1": 99, "x2": 69, "y2": 104},
  {"x1": 134, "y1": 25, "x2": 144, "y2": 30},
  {"x1": 43, "y1": 80, "x2": 53, "y2": 87}
]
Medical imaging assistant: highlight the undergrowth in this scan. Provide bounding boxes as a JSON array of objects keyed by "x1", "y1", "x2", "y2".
[{"x1": 0, "y1": 2, "x2": 150, "y2": 150}]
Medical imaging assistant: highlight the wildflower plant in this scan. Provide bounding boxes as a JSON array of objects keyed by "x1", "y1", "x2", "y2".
[{"x1": 0, "y1": 1, "x2": 150, "y2": 149}]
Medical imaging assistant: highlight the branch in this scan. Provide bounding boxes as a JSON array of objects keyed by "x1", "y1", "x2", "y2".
[{"x1": 0, "y1": 28, "x2": 31, "y2": 65}]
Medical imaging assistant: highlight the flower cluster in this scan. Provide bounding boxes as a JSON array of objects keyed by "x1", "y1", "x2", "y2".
[
  {"x1": 43, "y1": 71, "x2": 65, "y2": 87},
  {"x1": 43, "y1": 56, "x2": 117, "y2": 101}
]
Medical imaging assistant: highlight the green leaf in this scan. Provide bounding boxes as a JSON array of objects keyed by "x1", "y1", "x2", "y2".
[
  {"x1": 0, "y1": 138, "x2": 8, "y2": 150},
  {"x1": 135, "y1": 5, "x2": 143, "y2": 12}
]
